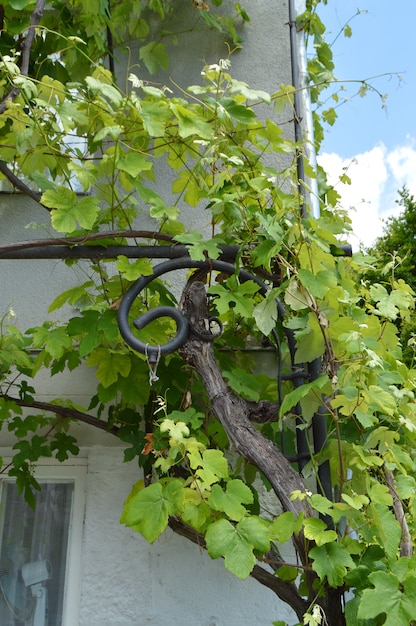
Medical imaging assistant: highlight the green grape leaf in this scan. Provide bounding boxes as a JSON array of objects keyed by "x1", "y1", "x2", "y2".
[
  {"x1": 371, "y1": 504, "x2": 402, "y2": 560},
  {"x1": 139, "y1": 42, "x2": 169, "y2": 74},
  {"x1": 116, "y1": 152, "x2": 152, "y2": 177},
  {"x1": 141, "y1": 99, "x2": 171, "y2": 136},
  {"x1": 298, "y1": 269, "x2": 337, "y2": 299},
  {"x1": 50, "y1": 432, "x2": 80, "y2": 461},
  {"x1": 121, "y1": 480, "x2": 184, "y2": 543},
  {"x1": 86, "y1": 348, "x2": 131, "y2": 388},
  {"x1": 221, "y1": 98, "x2": 256, "y2": 123},
  {"x1": 188, "y1": 449, "x2": 229, "y2": 486},
  {"x1": 160, "y1": 419, "x2": 190, "y2": 441},
  {"x1": 205, "y1": 516, "x2": 270, "y2": 579},
  {"x1": 269, "y1": 511, "x2": 303, "y2": 544},
  {"x1": 42, "y1": 188, "x2": 100, "y2": 233},
  {"x1": 279, "y1": 375, "x2": 329, "y2": 416},
  {"x1": 115, "y1": 256, "x2": 153, "y2": 280},
  {"x1": 174, "y1": 232, "x2": 222, "y2": 261},
  {"x1": 303, "y1": 518, "x2": 337, "y2": 547},
  {"x1": 253, "y1": 292, "x2": 279, "y2": 336},
  {"x1": 170, "y1": 102, "x2": 213, "y2": 139},
  {"x1": 208, "y1": 479, "x2": 253, "y2": 521},
  {"x1": 358, "y1": 572, "x2": 416, "y2": 625},
  {"x1": 48, "y1": 282, "x2": 94, "y2": 313},
  {"x1": 85, "y1": 76, "x2": 122, "y2": 106},
  {"x1": 309, "y1": 542, "x2": 355, "y2": 588},
  {"x1": 209, "y1": 278, "x2": 260, "y2": 317},
  {"x1": 293, "y1": 315, "x2": 326, "y2": 364},
  {"x1": 29, "y1": 326, "x2": 72, "y2": 359}
]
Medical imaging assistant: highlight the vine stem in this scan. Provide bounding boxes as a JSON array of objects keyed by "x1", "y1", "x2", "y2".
[
  {"x1": 0, "y1": 0, "x2": 46, "y2": 114},
  {"x1": 384, "y1": 469, "x2": 413, "y2": 557},
  {"x1": 1, "y1": 395, "x2": 120, "y2": 435}
]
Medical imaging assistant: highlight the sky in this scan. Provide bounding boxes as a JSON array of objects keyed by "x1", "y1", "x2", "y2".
[{"x1": 315, "y1": 0, "x2": 416, "y2": 249}]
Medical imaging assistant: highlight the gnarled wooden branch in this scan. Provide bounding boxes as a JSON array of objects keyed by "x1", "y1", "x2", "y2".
[{"x1": 178, "y1": 281, "x2": 311, "y2": 565}]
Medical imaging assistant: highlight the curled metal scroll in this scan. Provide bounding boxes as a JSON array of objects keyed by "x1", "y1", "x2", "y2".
[
  {"x1": 117, "y1": 256, "x2": 268, "y2": 363},
  {"x1": 116, "y1": 254, "x2": 332, "y2": 493}
]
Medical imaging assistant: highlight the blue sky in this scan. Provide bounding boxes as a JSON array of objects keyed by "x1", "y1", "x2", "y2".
[{"x1": 315, "y1": 0, "x2": 416, "y2": 248}]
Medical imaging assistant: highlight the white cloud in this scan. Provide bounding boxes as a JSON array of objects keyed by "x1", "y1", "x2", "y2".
[{"x1": 318, "y1": 140, "x2": 416, "y2": 250}]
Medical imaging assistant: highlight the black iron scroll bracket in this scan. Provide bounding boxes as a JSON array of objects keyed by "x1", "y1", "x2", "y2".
[
  {"x1": 117, "y1": 256, "x2": 271, "y2": 362},
  {"x1": 117, "y1": 254, "x2": 333, "y2": 500}
]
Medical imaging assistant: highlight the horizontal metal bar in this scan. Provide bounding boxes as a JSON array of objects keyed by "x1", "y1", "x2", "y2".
[
  {"x1": 0, "y1": 242, "x2": 352, "y2": 260},
  {"x1": 0, "y1": 245, "x2": 191, "y2": 260},
  {"x1": 0, "y1": 244, "x2": 240, "y2": 261}
]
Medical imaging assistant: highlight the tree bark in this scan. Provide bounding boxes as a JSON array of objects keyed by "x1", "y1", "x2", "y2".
[{"x1": 179, "y1": 281, "x2": 311, "y2": 565}]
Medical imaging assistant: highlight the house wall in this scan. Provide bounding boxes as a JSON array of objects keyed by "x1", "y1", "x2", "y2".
[
  {"x1": 0, "y1": 2, "x2": 302, "y2": 624},
  {"x1": 79, "y1": 447, "x2": 297, "y2": 626}
]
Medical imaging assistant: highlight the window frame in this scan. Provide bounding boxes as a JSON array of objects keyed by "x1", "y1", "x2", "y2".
[{"x1": 0, "y1": 458, "x2": 87, "y2": 626}]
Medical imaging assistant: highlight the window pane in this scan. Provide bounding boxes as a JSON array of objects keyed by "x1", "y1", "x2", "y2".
[{"x1": 0, "y1": 481, "x2": 74, "y2": 626}]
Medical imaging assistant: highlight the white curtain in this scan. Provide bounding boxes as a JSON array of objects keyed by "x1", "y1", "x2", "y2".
[{"x1": 0, "y1": 481, "x2": 74, "y2": 626}]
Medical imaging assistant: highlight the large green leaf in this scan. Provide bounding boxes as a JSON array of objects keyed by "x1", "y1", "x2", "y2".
[
  {"x1": 303, "y1": 518, "x2": 337, "y2": 547},
  {"x1": 121, "y1": 480, "x2": 185, "y2": 543},
  {"x1": 253, "y1": 291, "x2": 279, "y2": 336},
  {"x1": 358, "y1": 572, "x2": 416, "y2": 625},
  {"x1": 85, "y1": 76, "x2": 123, "y2": 106},
  {"x1": 42, "y1": 188, "x2": 100, "y2": 233},
  {"x1": 170, "y1": 102, "x2": 214, "y2": 139},
  {"x1": 141, "y1": 99, "x2": 171, "y2": 136},
  {"x1": 115, "y1": 256, "x2": 153, "y2": 280},
  {"x1": 208, "y1": 479, "x2": 253, "y2": 521},
  {"x1": 116, "y1": 152, "x2": 152, "y2": 177},
  {"x1": 188, "y1": 449, "x2": 229, "y2": 487},
  {"x1": 269, "y1": 511, "x2": 302, "y2": 544},
  {"x1": 139, "y1": 42, "x2": 169, "y2": 74},
  {"x1": 298, "y1": 269, "x2": 337, "y2": 299},
  {"x1": 209, "y1": 278, "x2": 260, "y2": 317},
  {"x1": 86, "y1": 348, "x2": 131, "y2": 387},
  {"x1": 205, "y1": 516, "x2": 270, "y2": 579},
  {"x1": 279, "y1": 375, "x2": 329, "y2": 416},
  {"x1": 309, "y1": 542, "x2": 355, "y2": 588},
  {"x1": 29, "y1": 325, "x2": 72, "y2": 359},
  {"x1": 293, "y1": 314, "x2": 326, "y2": 364}
]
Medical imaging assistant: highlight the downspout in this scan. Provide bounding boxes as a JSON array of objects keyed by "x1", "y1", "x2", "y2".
[
  {"x1": 288, "y1": 0, "x2": 332, "y2": 501},
  {"x1": 288, "y1": 0, "x2": 320, "y2": 219}
]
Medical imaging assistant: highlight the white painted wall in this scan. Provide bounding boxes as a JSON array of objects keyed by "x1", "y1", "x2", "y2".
[{"x1": 1, "y1": 2, "x2": 302, "y2": 624}]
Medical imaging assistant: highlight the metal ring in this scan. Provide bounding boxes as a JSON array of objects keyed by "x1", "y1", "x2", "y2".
[{"x1": 190, "y1": 316, "x2": 223, "y2": 341}]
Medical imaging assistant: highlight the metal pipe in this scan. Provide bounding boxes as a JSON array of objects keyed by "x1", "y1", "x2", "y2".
[
  {"x1": 288, "y1": 0, "x2": 320, "y2": 219},
  {"x1": 294, "y1": 0, "x2": 321, "y2": 218},
  {"x1": 288, "y1": 0, "x2": 307, "y2": 218},
  {"x1": 288, "y1": 0, "x2": 332, "y2": 492}
]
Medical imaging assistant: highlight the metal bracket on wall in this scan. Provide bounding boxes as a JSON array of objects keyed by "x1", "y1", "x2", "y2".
[{"x1": 116, "y1": 255, "x2": 329, "y2": 495}]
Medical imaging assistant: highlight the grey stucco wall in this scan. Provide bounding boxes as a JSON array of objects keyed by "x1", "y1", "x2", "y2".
[
  {"x1": 79, "y1": 448, "x2": 297, "y2": 626},
  {"x1": 1, "y1": 3, "x2": 301, "y2": 625}
]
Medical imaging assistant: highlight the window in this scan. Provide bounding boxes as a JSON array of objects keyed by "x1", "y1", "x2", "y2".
[{"x1": 0, "y1": 463, "x2": 86, "y2": 626}]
